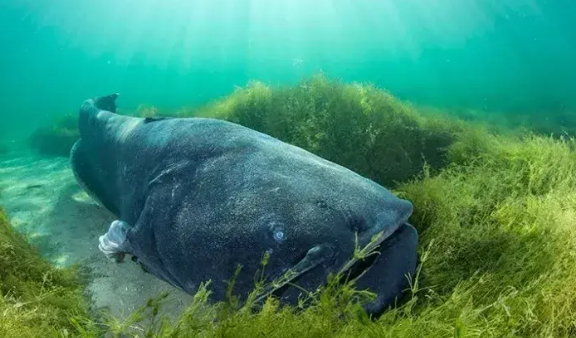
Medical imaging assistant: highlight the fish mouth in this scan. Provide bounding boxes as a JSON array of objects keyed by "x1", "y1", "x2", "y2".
[
  {"x1": 348, "y1": 223, "x2": 419, "y2": 315},
  {"x1": 339, "y1": 221, "x2": 416, "y2": 274},
  {"x1": 254, "y1": 222, "x2": 417, "y2": 312},
  {"x1": 336, "y1": 227, "x2": 398, "y2": 283}
]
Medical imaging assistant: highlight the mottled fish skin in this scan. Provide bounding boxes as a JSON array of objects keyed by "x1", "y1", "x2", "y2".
[{"x1": 70, "y1": 94, "x2": 418, "y2": 315}]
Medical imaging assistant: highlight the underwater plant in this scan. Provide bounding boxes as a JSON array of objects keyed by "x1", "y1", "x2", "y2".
[
  {"x1": 0, "y1": 207, "x2": 98, "y2": 337},
  {"x1": 90, "y1": 126, "x2": 576, "y2": 338},
  {"x1": 29, "y1": 129, "x2": 571, "y2": 338},
  {"x1": 191, "y1": 74, "x2": 463, "y2": 186},
  {"x1": 27, "y1": 105, "x2": 162, "y2": 157},
  {"x1": 6, "y1": 75, "x2": 576, "y2": 337},
  {"x1": 135, "y1": 104, "x2": 160, "y2": 118},
  {"x1": 29, "y1": 114, "x2": 80, "y2": 157},
  {"x1": 28, "y1": 75, "x2": 464, "y2": 185}
]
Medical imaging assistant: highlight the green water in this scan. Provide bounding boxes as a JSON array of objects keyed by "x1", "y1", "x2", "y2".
[{"x1": 1, "y1": 0, "x2": 575, "y2": 142}]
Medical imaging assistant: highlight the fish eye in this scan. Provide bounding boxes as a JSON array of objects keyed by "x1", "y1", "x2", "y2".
[
  {"x1": 269, "y1": 221, "x2": 286, "y2": 243},
  {"x1": 274, "y1": 230, "x2": 285, "y2": 242}
]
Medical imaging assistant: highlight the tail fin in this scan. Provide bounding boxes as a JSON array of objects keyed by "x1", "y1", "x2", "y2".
[{"x1": 94, "y1": 93, "x2": 120, "y2": 113}]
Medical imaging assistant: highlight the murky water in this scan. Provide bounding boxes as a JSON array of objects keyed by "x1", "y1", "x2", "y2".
[{"x1": 1, "y1": 0, "x2": 576, "y2": 142}]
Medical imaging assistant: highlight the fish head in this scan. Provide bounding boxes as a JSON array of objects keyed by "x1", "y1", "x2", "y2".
[
  {"x1": 168, "y1": 140, "x2": 418, "y2": 316},
  {"x1": 240, "y1": 176, "x2": 416, "y2": 315}
]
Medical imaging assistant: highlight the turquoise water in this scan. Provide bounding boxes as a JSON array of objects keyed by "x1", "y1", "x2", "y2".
[{"x1": 1, "y1": 0, "x2": 576, "y2": 142}]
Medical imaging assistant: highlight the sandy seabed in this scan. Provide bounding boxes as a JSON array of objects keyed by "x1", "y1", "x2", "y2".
[{"x1": 0, "y1": 152, "x2": 193, "y2": 319}]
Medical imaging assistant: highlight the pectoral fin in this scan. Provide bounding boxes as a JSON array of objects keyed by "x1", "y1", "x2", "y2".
[{"x1": 98, "y1": 220, "x2": 132, "y2": 263}]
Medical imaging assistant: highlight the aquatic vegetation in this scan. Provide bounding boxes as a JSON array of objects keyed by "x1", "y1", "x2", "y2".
[
  {"x1": 88, "y1": 128, "x2": 576, "y2": 338},
  {"x1": 27, "y1": 104, "x2": 161, "y2": 157},
  {"x1": 0, "y1": 207, "x2": 98, "y2": 337},
  {"x1": 29, "y1": 114, "x2": 79, "y2": 157},
  {"x1": 394, "y1": 134, "x2": 576, "y2": 337},
  {"x1": 420, "y1": 104, "x2": 576, "y2": 139},
  {"x1": 28, "y1": 75, "x2": 465, "y2": 185},
  {"x1": 135, "y1": 104, "x2": 160, "y2": 118},
  {"x1": 192, "y1": 75, "x2": 462, "y2": 186},
  {"x1": 7, "y1": 76, "x2": 576, "y2": 337}
]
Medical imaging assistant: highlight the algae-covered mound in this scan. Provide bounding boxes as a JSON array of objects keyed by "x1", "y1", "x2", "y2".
[
  {"x1": 192, "y1": 75, "x2": 461, "y2": 186},
  {"x1": 29, "y1": 114, "x2": 79, "y2": 157},
  {"x1": 0, "y1": 207, "x2": 97, "y2": 337},
  {"x1": 391, "y1": 134, "x2": 576, "y2": 337}
]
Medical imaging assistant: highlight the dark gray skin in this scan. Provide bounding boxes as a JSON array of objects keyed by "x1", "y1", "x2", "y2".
[{"x1": 70, "y1": 94, "x2": 419, "y2": 316}]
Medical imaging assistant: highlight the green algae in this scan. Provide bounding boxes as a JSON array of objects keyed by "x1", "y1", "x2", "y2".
[
  {"x1": 190, "y1": 75, "x2": 460, "y2": 186},
  {"x1": 106, "y1": 121, "x2": 576, "y2": 338},
  {"x1": 0, "y1": 207, "x2": 99, "y2": 338},
  {"x1": 8, "y1": 76, "x2": 576, "y2": 337},
  {"x1": 29, "y1": 113, "x2": 79, "y2": 157},
  {"x1": 26, "y1": 103, "x2": 161, "y2": 158}
]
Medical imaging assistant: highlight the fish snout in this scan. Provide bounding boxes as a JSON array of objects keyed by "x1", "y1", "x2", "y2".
[{"x1": 355, "y1": 199, "x2": 413, "y2": 247}]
